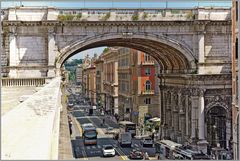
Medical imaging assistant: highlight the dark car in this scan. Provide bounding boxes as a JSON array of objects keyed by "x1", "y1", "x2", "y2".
[{"x1": 129, "y1": 148, "x2": 144, "y2": 160}]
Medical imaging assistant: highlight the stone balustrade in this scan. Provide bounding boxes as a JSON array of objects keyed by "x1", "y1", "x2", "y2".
[
  {"x1": 1, "y1": 77, "x2": 62, "y2": 159},
  {"x1": 1, "y1": 78, "x2": 46, "y2": 87},
  {"x1": 3, "y1": 7, "x2": 230, "y2": 21}
]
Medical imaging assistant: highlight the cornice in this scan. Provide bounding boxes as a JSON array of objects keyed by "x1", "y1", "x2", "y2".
[{"x1": 2, "y1": 20, "x2": 231, "y2": 27}]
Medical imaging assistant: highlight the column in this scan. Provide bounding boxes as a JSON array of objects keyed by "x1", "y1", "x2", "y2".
[
  {"x1": 198, "y1": 89, "x2": 205, "y2": 140},
  {"x1": 178, "y1": 92, "x2": 182, "y2": 132},
  {"x1": 197, "y1": 89, "x2": 208, "y2": 154},
  {"x1": 9, "y1": 31, "x2": 18, "y2": 78},
  {"x1": 185, "y1": 95, "x2": 189, "y2": 136},
  {"x1": 170, "y1": 91, "x2": 174, "y2": 127},
  {"x1": 191, "y1": 94, "x2": 198, "y2": 139},
  {"x1": 47, "y1": 29, "x2": 56, "y2": 77}
]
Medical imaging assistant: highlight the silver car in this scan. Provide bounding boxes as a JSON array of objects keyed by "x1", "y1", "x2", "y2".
[{"x1": 141, "y1": 137, "x2": 153, "y2": 147}]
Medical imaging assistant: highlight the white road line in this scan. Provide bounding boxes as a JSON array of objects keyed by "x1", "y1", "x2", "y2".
[
  {"x1": 86, "y1": 146, "x2": 90, "y2": 150},
  {"x1": 92, "y1": 146, "x2": 96, "y2": 149},
  {"x1": 97, "y1": 145, "x2": 102, "y2": 148}
]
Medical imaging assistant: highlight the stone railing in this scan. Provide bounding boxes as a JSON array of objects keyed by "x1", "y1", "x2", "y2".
[
  {"x1": 1, "y1": 77, "x2": 62, "y2": 159},
  {"x1": 141, "y1": 90, "x2": 155, "y2": 95},
  {"x1": 1, "y1": 78, "x2": 46, "y2": 87}
]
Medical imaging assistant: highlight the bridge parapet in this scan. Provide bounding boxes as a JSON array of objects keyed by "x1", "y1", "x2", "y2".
[
  {"x1": 1, "y1": 77, "x2": 62, "y2": 159},
  {"x1": 4, "y1": 7, "x2": 230, "y2": 21}
]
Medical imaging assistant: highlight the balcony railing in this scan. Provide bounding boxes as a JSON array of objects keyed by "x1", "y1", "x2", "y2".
[
  {"x1": 141, "y1": 90, "x2": 154, "y2": 95},
  {"x1": 141, "y1": 60, "x2": 155, "y2": 65}
]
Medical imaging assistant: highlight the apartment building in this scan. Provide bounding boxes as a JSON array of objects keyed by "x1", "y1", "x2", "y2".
[
  {"x1": 101, "y1": 48, "x2": 119, "y2": 115},
  {"x1": 117, "y1": 47, "x2": 160, "y2": 125}
]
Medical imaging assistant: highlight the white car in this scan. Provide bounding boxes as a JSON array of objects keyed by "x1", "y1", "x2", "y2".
[{"x1": 102, "y1": 145, "x2": 115, "y2": 157}]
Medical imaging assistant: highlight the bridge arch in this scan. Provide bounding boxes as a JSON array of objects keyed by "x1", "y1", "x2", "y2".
[{"x1": 56, "y1": 33, "x2": 197, "y2": 73}]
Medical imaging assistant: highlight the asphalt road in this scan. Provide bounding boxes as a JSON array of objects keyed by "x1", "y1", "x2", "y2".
[{"x1": 68, "y1": 88, "x2": 156, "y2": 160}]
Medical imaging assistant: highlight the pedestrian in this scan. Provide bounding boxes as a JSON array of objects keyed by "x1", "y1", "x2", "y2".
[
  {"x1": 145, "y1": 152, "x2": 149, "y2": 160},
  {"x1": 103, "y1": 118, "x2": 105, "y2": 124}
]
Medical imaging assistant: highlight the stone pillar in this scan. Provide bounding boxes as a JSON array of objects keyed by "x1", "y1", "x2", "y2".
[
  {"x1": 178, "y1": 92, "x2": 182, "y2": 132},
  {"x1": 170, "y1": 91, "x2": 174, "y2": 127},
  {"x1": 198, "y1": 89, "x2": 205, "y2": 140},
  {"x1": 47, "y1": 29, "x2": 56, "y2": 77},
  {"x1": 197, "y1": 89, "x2": 208, "y2": 154},
  {"x1": 185, "y1": 95, "x2": 189, "y2": 136},
  {"x1": 9, "y1": 31, "x2": 17, "y2": 78},
  {"x1": 191, "y1": 94, "x2": 198, "y2": 139}
]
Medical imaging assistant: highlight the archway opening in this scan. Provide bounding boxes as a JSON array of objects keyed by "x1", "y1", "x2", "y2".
[
  {"x1": 57, "y1": 34, "x2": 196, "y2": 74},
  {"x1": 206, "y1": 106, "x2": 228, "y2": 149}
]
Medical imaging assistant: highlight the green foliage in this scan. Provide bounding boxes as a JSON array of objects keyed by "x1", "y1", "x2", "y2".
[
  {"x1": 58, "y1": 13, "x2": 82, "y2": 21},
  {"x1": 171, "y1": 10, "x2": 180, "y2": 14},
  {"x1": 103, "y1": 47, "x2": 110, "y2": 53},
  {"x1": 101, "y1": 12, "x2": 111, "y2": 21},
  {"x1": 186, "y1": 11, "x2": 194, "y2": 20},
  {"x1": 76, "y1": 13, "x2": 82, "y2": 19},
  {"x1": 132, "y1": 12, "x2": 139, "y2": 21},
  {"x1": 64, "y1": 59, "x2": 83, "y2": 67},
  {"x1": 142, "y1": 12, "x2": 148, "y2": 20},
  {"x1": 64, "y1": 59, "x2": 83, "y2": 82}
]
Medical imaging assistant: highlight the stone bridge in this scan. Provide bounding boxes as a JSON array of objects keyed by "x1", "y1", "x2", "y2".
[{"x1": 1, "y1": 7, "x2": 233, "y2": 154}]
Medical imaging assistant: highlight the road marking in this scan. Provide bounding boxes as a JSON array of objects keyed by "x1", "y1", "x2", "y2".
[
  {"x1": 86, "y1": 146, "x2": 90, "y2": 150},
  {"x1": 92, "y1": 146, "x2": 96, "y2": 149},
  {"x1": 134, "y1": 143, "x2": 139, "y2": 147},
  {"x1": 72, "y1": 118, "x2": 88, "y2": 160},
  {"x1": 115, "y1": 148, "x2": 129, "y2": 160},
  {"x1": 85, "y1": 117, "x2": 105, "y2": 135},
  {"x1": 73, "y1": 117, "x2": 82, "y2": 137},
  {"x1": 97, "y1": 145, "x2": 102, "y2": 148},
  {"x1": 82, "y1": 149, "x2": 88, "y2": 160}
]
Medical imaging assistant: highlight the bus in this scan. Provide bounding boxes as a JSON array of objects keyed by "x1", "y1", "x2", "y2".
[
  {"x1": 173, "y1": 147, "x2": 210, "y2": 160},
  {"x1": 119, "y1": 121, "x2": 136, "y2": 137},
  {"x1": 155, "y1": 139, "x2": 182, "y2": 159},
  {"x1": 82, "y1": 123, "x2": 98, "y2": 145}
]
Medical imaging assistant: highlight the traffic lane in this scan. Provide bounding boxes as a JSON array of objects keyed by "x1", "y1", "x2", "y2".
[
  {"x1": 90, "y1": 117, "x2": 119, "y2": 129},
  {"x1": 118, "y1": 139, "x2": 156, "y2": 158},
  {"x1": 73, "y1": 137, "x2": 123, "y2": 159}
]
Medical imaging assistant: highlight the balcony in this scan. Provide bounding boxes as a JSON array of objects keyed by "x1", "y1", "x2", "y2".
[
  {"x1": 141, "y1": 90, "x2": 154, "y2": 95},
  {"x1": 141, "y1": 60, "x2": 155, "y2": 65}
]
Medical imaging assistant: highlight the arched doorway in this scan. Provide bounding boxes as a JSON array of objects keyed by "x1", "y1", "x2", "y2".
[{"x1": 206, "y1": 106, "x2": 228, "y2": 149}]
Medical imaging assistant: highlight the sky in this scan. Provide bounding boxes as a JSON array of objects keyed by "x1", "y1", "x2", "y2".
[{"x1": 1, "y1": 0, "x2": 232, "y2": 60}]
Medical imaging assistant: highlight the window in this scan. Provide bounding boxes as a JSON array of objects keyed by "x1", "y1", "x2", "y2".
[
  {"x1": 145, "y1": 80, "x2": 151, "y2": 90},
  {"x1": 145, "y1": 98, "x2": 151, "y2": 104},
  {"x1": 145, "y1": 68, "x2": 151, "y2": 76},
  {"x1": 144, "y1": 54, "x2": 151, "y2": 62}
]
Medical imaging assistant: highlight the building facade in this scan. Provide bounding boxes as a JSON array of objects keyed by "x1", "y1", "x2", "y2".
[
  {"x1": 95, "y1": 56, "x2": 105, "y2": 109},
  {"x1": 101, "y1": 48, "x2": 119, "y2": 115},
  {"x1": 117, "y1": 47, "x2": 161, "y2": 125},
  {"x1": 232, "y1": 1, "x2": 239, "y2": 159},
  {"x1": 76, "y1": 64, "x2": 83, "y2": 85}
]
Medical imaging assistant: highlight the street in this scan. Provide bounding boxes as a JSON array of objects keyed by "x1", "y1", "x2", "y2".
[{"x1": 67, "y1": 85, "x2": 156, "y2": 160}]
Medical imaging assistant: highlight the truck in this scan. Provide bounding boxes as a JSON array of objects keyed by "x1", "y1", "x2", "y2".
[{"x1": 118, "y1": 132, "x2": 132, "y2": 147}]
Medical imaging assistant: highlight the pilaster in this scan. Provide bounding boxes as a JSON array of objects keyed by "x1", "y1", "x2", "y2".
[{"x1": 47, "y1": 27, "x2": 56, "y2": 77}]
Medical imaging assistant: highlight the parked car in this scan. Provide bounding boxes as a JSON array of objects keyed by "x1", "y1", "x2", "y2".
[
  {"x1": 102, "y1": 145, "x2": 115, "y2": 157},
  {"x1": 129, "y1": 148, "x2": 144, "y2": 159},
  {"x1": 141, "y1": 137, "x2": 153, "y2": 147}
]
